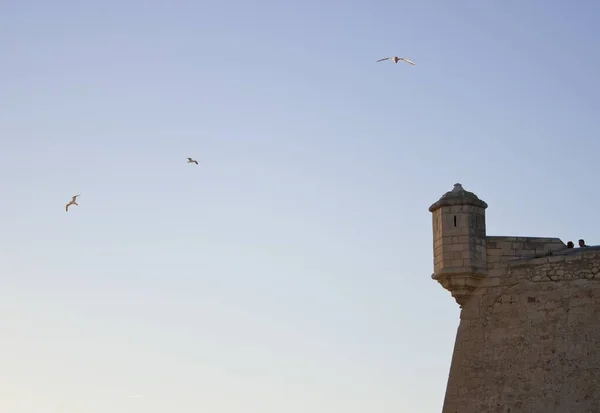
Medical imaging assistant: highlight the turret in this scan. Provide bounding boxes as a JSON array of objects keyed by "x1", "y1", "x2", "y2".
[{"x1": 429, "y1": 183, "x2": 488, "y2": 308}]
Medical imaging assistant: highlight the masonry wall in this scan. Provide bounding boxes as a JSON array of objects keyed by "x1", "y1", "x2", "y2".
[
  {"x1": 486, "y1": 236, "x2": 566, "y2": 269},
  {"x1": 441, "y1": 247, "x2": 600, "y2": 413}
]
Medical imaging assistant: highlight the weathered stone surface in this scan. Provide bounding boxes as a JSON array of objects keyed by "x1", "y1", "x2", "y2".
[
  {"x1": 443, "y1": 251, "x2": 600, "y2": 413},
  {"x1": 430, "y1": 183, "x2": 600, "y2": 413}
]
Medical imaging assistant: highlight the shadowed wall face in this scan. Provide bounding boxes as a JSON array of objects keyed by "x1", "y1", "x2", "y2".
[{"x1": 442, "y1": 252, "x2": 600, "y2": 413}]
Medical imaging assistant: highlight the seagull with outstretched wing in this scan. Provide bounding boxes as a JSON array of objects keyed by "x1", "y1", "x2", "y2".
[
  {"x1": 376, "y1": 56, "x2": 416, "y2": 65},
  {"x1": 66, "y1": 194, "x2": 81, "y2": 212},
  {"x1": 187, "y1": 157, "x2": 198, "y2": 165}
]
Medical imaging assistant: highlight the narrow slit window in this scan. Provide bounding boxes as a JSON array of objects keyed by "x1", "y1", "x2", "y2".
[{"x1": 453, "y1": 215, "x2": 457, "y2": 227}]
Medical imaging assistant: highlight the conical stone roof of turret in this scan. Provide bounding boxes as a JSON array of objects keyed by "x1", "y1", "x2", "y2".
[{"x1": 429, "y1": 183, "x2": 488, "y2": 212}]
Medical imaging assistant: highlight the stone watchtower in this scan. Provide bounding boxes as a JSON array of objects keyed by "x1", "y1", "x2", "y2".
[
  {"x1": 429, "y1": 183, "x2": 600, "y2": 413},
  {"x1": 429, "y1": 183, "x2": 488, "y2": 308}
]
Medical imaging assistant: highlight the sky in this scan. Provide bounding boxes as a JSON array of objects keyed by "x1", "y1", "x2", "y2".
[{"x1": 1, "y1": 1, "x2": 600, "y2": 412}]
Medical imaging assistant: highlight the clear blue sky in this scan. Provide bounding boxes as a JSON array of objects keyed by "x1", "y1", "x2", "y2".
[{"x1": 2, "y1": 1, "x2": 600, "y2": 412}]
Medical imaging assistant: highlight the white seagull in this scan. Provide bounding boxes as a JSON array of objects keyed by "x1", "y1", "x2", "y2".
[
  {"x1": 187, "y1": 157, "x2": 199, "y2": 165},
  {"x1": 66, "y1": 194, "x2": 81, "y2": 212},
  {"x1": 376, "y1": 56, "x2": 416, "y2": 66}
]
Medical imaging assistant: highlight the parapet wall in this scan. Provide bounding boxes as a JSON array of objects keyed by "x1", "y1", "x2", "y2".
[
  {"x1": 442, "y1": 247, "x2": 600, "y2": 413},
  {"x1": 486, "y1": 236, "x2": 567, "y2": 269}
]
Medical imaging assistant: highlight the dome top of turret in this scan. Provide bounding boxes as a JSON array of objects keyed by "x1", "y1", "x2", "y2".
[{"x1": 429, "y1": 183, "x2": 488, "y2": 212}]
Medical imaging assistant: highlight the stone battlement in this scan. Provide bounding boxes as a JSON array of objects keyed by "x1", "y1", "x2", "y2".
[{"x1": 486, "y1": 236, "x2": 566, "y2": 269}]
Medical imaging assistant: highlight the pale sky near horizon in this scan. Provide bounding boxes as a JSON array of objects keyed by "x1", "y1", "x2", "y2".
[{"x1": 2, "y1": 1, "x2": 600, "y2": 412}]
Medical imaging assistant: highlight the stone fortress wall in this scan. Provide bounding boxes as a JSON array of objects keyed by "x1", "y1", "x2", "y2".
[{"x1": 430, "y1": 184, "x2": 600, "y2": 413}]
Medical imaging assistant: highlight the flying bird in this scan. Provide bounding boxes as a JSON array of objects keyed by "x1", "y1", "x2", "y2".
[
  {"x1": 65, "y1": 194, "x2": 81, "y2": 212},
  {"x1": 376, "y1": 56, "x2": 416, "y2": 66},
  {"x1": 187, "y1": 157, "x2": 198, "y2": 165}
]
